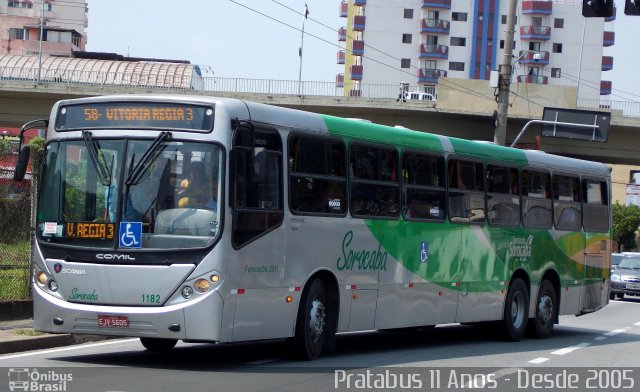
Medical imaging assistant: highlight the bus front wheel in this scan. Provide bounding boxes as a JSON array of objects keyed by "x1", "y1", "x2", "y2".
[
  {"x1": 293, "y1": 278, "x2": 328, "y2": 360},
  {"x1": 140, "y1": 337, "x2": 178, "y2": 352},
  {"x1": 528, "y1": 280, "x2": 556, "y2": 339},
  {"x1": 501, "y1": 278, "x2": 529, "y2": 341}
]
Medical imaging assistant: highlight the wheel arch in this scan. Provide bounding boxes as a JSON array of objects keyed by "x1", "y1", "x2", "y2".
[{"x1": 296, "y1": 269, "x2": 340, "y2": 350}]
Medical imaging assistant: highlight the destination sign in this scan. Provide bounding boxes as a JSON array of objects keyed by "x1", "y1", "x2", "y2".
[
  {"x1": 66, "y1": 222, "x2": 115, "y2": 240},
  {"x1": 55, "y1": 102, "x2": 214, "y2": 132}
]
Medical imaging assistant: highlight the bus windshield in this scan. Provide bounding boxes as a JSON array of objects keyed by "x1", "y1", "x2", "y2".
[{"x1": 36, "y1": 138, "x2": 223, "y2": 250}]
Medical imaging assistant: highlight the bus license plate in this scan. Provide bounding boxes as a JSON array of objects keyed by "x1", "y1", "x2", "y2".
[
  {"x1": 626, "y1": 283, "x2": 640, "y2": 290},
  {"x1": 98, "y1": 315, "x2": 129, "y2": 328}
]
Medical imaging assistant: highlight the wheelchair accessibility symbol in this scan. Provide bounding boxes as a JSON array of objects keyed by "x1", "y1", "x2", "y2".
[
  {"x1": 420, "y1": 242, "x2": 429, "y2": 263},
  {"x1": 119, "y1": 222, "x2": 142, "y2": 248}
]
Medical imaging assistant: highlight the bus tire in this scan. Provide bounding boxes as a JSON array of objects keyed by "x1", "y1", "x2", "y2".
[
  {"x1": 528, "y1": 280, "x2": 556, "y2": 339},
  {"x1": 140, "y1": 337, "x2": 178, "y2": 352},
  {"x1": 293, "y1": 278, "x2": 328, "y2": 360},
  {"x1": 501, "y1": 278, "x2": 529, "y2": 341}
]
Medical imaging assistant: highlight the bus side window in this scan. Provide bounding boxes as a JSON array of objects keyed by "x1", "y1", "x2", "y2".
[
  {"x1": 553, "y1": 174, "x2": 582, "y2": 231},
  {"x1": 448, "y1": 159, "x2": 485, "y2": 223},
  {"x1": 522, "y1": 170, "x2": 552, "y2": 228},
  {"x1": 350, "y1": 144, "x2": 400, "y2": 218},
  {"x1": 288, "y1": 135, "x2": 346, "y2": 215},
  {"x1": 582, "y1": 179, "x2": 609, "y2": 232},
  {"x1": 402, "y1": 151, "x2": 445, "y2": 221},
  {"x1": 487, "y1": 165, "x2": 520, "y2": 226}
]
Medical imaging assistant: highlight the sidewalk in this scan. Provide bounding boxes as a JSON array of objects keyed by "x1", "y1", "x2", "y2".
[
  {"x1": 0, "y1": 318, "x2": 113, "y2": 355},
  {"x1": 0, "y1": 301, "x2": 113, "y2": 355}
]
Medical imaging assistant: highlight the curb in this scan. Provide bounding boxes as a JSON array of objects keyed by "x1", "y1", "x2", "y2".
[{"x1": 0, "y1": 334, "x2": 114, "y2": 355}]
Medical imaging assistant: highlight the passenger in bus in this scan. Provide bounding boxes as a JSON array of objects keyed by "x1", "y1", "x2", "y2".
[{"x1": 177, "y1": 162, "x2": 217, "y2": 210}]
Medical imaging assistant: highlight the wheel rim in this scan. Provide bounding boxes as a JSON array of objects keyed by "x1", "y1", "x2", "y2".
[
  {"x1": 511, "y1": 291, "x2": 525, "y2": 328},
  {"x1": 537, "y1": 294, "x2": 554, "y2": 326},
  {"x1": 309, "y1": 295, "x2": 326, "y2": 343}
]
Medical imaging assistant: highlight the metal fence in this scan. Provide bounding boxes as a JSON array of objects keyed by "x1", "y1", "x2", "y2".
[
  {"x1": 577, "y1": 98, "x2": 640, "y2": 119},
  {"x1": 0, "y1": 168, "x2": 31, "y2": 300}
]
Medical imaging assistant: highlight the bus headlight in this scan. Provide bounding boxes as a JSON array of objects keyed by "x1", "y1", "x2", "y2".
[
  {"x1": 181, "y1": 286, "x2": 194, "y2": 299},
  {"x1": 37, "y1": 271, "x2": 49, "y2": 286}
]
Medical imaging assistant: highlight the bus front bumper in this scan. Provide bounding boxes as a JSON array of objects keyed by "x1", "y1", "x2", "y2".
[{"x1": 32, "y1": 284, "x2": 224, "y2": 342}]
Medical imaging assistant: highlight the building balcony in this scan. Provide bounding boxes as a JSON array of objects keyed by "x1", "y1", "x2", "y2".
[
  {"x1": 517, "y1": 50, "x2": 550, "y2": 65},
  {"x1": 354, "y1": 0, "x2": 367, "y2": 5},
  {"x1": 601, "y1": 80, "x2": 612, "y2": 95},
  {"x1": 520, "y1": 25, "x2": 551, "y2": 40},
  {"x1": 352, "y1": 40, "x2": 365, "y2": 55},
  {"x1": 350, "y1": 65, "x2": 363, "y2": 80},
  {"x1": 336, "y1": 73, "x2": 344, "y2": 88},
  {"x1": 522, "y1": 1, "x2": 553, "y2": 15},
  {"x1": 517, "y1": 75, "x2": 548, "y2": 84},
  {"x1": 421, "y1": 18, "x2": 450, "y2": 34},
  {"x1": 338, "y1": 27, "x2": 347, "y2": 42},
  {"x1": 603, "y1": 31, "x2": 615, "y2": 47},
  {"x1": 339, "y1": 0, "x2": 348, "y2": 17},
  {"x1": 418, "y1": 68, "x2": 447, "y2": 83},
  {"x1": 353, "y1": 15, "x2": 366, "y2": 31},
  {"x1": 602, "y1": 56, "x2": 613, "y2": 71},
  {"x1": 419, "y1": 44, "x2": 449, "y2": 59},
  {"x1": 606, "y1": 7, "x2": 616, "y2": 22},
  {"x1": 337, "y1": 50, "x2": 345, "y2": 64},
  {"x1": 422, "y1": 0, "x2": 451, "y2": 9}
]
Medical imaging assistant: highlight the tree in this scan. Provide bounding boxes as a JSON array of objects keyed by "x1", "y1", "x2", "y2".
[{"x1": 612, "y1": 202, "x2": 640, "y2": 251}]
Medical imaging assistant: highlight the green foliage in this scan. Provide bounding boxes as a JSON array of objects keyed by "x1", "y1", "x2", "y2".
[
  {"x1": 612, "y1": 202, "x2": 640, "y2": 251},
  {"x1": 28, "y1": 136, "x2": 45, "y2": 175},
  {"x1": 0, "y1": 138, "x2": 11, "y2": 158},
  {"x1": 0, "y1": 197, "x2": 30, "y2": 243}
]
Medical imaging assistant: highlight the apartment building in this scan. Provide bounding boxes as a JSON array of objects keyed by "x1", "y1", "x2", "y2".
[
  {"x1": 0, "y1": 0, "x2": 87, "y2": 56},
  {"x1": 337, "y1": 0, "x2": 613, "y2": 100}
]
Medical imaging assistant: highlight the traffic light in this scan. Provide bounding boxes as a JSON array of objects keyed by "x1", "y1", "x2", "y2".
[
  {"x1": 625, "y1": 0, "x2": 640, "y2": 15},
  {"x1": 582, "y1": 0, "x2": 614, "y2": 17}
]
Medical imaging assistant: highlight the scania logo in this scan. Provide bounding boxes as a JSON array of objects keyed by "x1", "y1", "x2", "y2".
[
  {"x1": 96, "y1": 253, "x2": 136, "y2": 261},
  {"x1": 54, "y1": 263, "x2": 62, "y2": 273}
]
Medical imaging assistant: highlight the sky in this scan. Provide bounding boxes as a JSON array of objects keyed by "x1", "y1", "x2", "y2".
[{"x1": 85, "y1": 0, "x2": 639, "y2": 102}]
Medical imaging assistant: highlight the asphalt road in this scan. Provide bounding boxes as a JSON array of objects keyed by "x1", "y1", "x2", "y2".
[{"x1": 1, "y1": 297, "x2": 639, "y2": 392}]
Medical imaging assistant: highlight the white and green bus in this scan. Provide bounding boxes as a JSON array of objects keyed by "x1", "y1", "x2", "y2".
[{"x1": 17, "y1": 95, "x2": 611, "y2": 360}]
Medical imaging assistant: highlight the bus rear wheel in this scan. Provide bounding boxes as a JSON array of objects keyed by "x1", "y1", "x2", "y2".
[
  {"x1": 293, "y1": 278, "x2": 328, "y2": 360},
  {"x1": 528, "y1": 280, "x2": 556, "y2": 339},
  {"x1": 501, "y1": 278, "x2": 529, "y2": 341},
  {"x1": 140, "y1": 337, "x2": 178, "y2": 352}
]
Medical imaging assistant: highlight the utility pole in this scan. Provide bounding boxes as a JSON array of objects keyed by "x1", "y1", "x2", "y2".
[
  {"x1": 298, "y1": 4, "x2": 309, "y2": 97},
  {"x1": 37, "y1": 0, "x2": 45, "y2": 84},
  {"x1": 494, "y1": 0, "x2": 518, "y2": 146}
]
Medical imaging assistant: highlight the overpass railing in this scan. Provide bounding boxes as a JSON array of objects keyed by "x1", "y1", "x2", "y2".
[
  {"x1": 2, "y1": 66, "x2": 639, "y2": 117},
  {"x1": 0, "y1": 65, "x2": 436, "y2": 100}
]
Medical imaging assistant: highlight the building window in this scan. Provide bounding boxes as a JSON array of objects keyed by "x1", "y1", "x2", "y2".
[
  {"x1": 630, "y1": 170, "x2": 640, "y2": 184},
  {"x1": 452, "y1": 12, "x2": 467, "y2": 22},
  {"x1": 449, "y1": 62, "x2": 465, "y2": 71},
  {"x1": 404, "y1": 8, "x2": 413, "y2": 19},
  {"x1": 501, "y1": 15, "x2": 517, "y2": 25},
  {"x1": 8, "y1": 1, "x2": 33, "y2": 8},
  {"x1": 402, "y1": 34, "x2": 412, "y2": 44},
  {"x1": 554, "y1": 18, "x2": 564, "y2": 28},
  {"x1": 401, "y1": 58, "x2": 411, "y2": 69},
  {"x1": 551, "y1": 68, "x2": 561, "y2": 78},
  {"x1": 450, "y1": 37, "x2": 466, "y2": 46},
  {"x1": 499, "y1": 40, "x2": 516, "y2": 49},
  {"x1": 478, "y1": 13, "x2": 484, "y2": 21},
  {"x1": 553, "y1": 43, "x2": 563, "y2": 53},
  {"x1": 8, "y1": 28, "x2": 26, "y2": 40}
]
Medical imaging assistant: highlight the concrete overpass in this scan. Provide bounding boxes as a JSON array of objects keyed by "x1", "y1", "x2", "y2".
[{"x1": 1, "y1": 78, "x2": 639, "y2": 165}]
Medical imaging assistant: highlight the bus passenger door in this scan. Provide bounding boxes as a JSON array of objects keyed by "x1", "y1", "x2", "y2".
[{"x1": 229, "y1": 126, "x2": 289, "y2": 342}]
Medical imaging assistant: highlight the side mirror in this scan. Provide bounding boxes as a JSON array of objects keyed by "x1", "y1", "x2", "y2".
[{"x1": 13, "y1": 145, "x2": 31, "y2": 181}]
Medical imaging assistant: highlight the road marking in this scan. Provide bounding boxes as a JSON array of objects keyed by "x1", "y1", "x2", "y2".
[
  {"x1": 528, "y1": 357, "x2": 549, "y2": 364},
  {"x1": 0, "y1": 338, "x2": 138, "y2": 361},
  {"x1": 634, "y1": 322, "x2": 640, "y2": 326},
  {"x1": 551, "y1": 342, "x2": 590, "y2": 355},
  {"x1": 603, "y1": 328, "x2": 627, "y2": 336},
  {"x1": 594, "y1": 336, "x2": 607, "y2": 341},
  {"x1": 246, "y1": 358, "x2": 278, "y2": 365}
]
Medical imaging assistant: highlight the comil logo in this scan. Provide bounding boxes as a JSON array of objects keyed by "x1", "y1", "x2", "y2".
[{"x1": 7, "y1": 368, "x2": 73, "y2": 391}]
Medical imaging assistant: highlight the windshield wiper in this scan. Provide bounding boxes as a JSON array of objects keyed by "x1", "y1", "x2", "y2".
[
  {"x1": 125, "y1": 131, "x2": 172, "y2": 185},
  {"x1": 82, "y1": 131, "x2": 111, "y2": 186}
]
